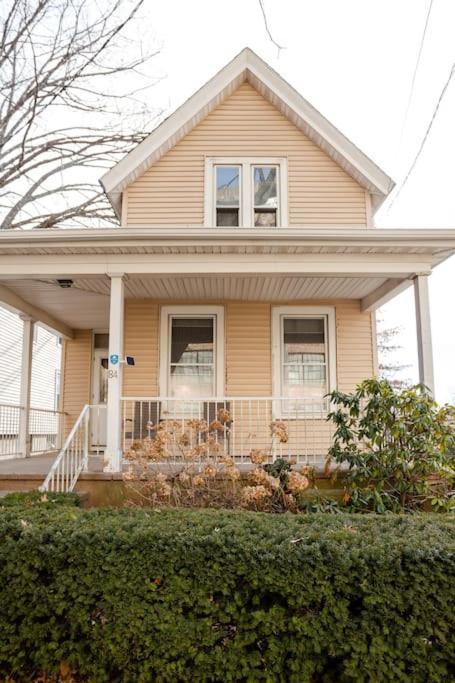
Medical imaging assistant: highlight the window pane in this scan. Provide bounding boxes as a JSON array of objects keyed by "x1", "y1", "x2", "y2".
[
  {"x1": 254, "y1": 210, "x2": 276, "y2": 227},
  {"x1": 170, "y1": 318, "x2": 213, "y2": 364},
  {"x1": 282, "y1": 317, "x2": 327, "y2": 402},
  {"x1": 283, "y1": 318, "x2": 325, "y2": 362},
  {"x1": 253, "y1": 166, "x2": 278, "y2": 208},
  {"x1": 170, "y1": 317, "x2": 215, "y2": 398},
  {"x1": 284, "y1": 364, "x2": 326, "y2": 385},
  {"x1": 216, "y1": 208, "x2": 239, "y2": 227},
  {"x1": 169, "y1": 365, "x2": 214, "y2": 398},
  {"x1": 216, "y1": 166, "x2": 240, "y2": 207}
]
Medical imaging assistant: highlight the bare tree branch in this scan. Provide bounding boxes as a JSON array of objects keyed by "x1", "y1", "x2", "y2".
[{"x1": 0, "y1": 0, "x2": 160, "y2": 230}]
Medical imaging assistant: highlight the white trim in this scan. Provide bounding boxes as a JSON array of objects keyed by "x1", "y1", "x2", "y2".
[
  {"x1": 271, "y1": 306, "x2": 337, "y2": 415},
  {"x1": 19, "y1": 316, "x2": 34, "y2": 457},
  {"x1": 100, "y1": 48, "x2": 394, "y2": 217},
  {"x1": 204, "y1": 157, "x2": 288, "y2": 228},
  {"x1": 159, "y1": 305, "x2": 225, "y2": 398},
  {"x1": 365, "y1": 191, "x2": 374, "y2": 228},
  {"x1": 360, "y1": 277, "x2": 413, "y2": 312},
  {"x1": 120, "y1": 190, "x2": 128, "y2": 228},
  {"x1": 0, "y1": 253, "x2": 433, "y2": 278},
  {"x1": 0, "y1": 283, "x2": 73, "y2": 339},
  {"x1": 1, "y1": 226, "x2": 455, "y2": 246},
  {"x1": 105, "y1": 275, "x2": 124, "y2": 471},
  {"x1": 413, "y1": 275, "x2": 435, "y2": 393}
]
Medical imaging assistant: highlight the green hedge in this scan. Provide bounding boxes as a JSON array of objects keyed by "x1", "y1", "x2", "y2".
[
  {"x1": 0, "y1": 490, "x2": 80, "y2": 508},
  {"x1": 0, "y1": 508, "x2": 454, "y2": 682}
]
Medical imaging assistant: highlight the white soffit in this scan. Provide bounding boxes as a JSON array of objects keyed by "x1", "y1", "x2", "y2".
[{"x1": 100, "y1": 48, "x2": 395, "y2": 218}]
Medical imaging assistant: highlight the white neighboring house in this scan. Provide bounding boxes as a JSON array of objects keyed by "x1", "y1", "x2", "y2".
[{"x1": 0, "y1": 305, "x2": 62, "y2": 458}]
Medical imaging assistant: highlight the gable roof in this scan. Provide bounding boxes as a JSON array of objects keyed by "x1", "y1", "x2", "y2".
[{"x1": 101, "y1": 47, "x2": 395, "y2": 219}]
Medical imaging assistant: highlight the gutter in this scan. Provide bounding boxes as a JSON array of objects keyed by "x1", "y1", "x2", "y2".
[{"x1": 1, "y1": 227, "x2": 455, "y2": 249}]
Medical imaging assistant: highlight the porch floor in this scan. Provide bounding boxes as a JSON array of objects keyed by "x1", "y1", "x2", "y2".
[{"x1": 0, "y1": 453, "x2": 105, "y2": 477}]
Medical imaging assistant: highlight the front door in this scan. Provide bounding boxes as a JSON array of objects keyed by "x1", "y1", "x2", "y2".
[{"x1": 91, "y1": 348, "x2": 108, "y2": 450}]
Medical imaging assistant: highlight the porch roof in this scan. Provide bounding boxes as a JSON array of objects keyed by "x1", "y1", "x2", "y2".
[
  {"x1": 0, "y1": 227, "x2": 454, "y2": 338},
  {"x1": 1, "y1": 226, "x2": 455, "y2": 259}
]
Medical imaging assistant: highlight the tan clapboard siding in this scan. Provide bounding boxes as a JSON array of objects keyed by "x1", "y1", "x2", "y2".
[
  {"x1": 226, "y1": 303, "x2": 272, "y2": 396},
  {"x1": 61, "y1": 330, "x2": 91, "y2": 432},
  {"x1": 335, "y1": 300, "x2": 375, "y2": 391},
  {"x1": 127, "y1": 82, "x2": 367, "y2": 227},
  {"x1": 118, "y1": 299, "x2": 374, "y2": 398},
  {"x1": 123, "y1": 300, "x2": 159, "y2": 396}
]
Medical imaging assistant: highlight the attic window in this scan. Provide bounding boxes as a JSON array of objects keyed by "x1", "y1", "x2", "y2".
[
  {"x1": 215, "y1": 166, "x2": 240, "y2": 227},
  {"x1": 253, "y1": 165, "x2": 278, "y2": 227},
  {"x1": 206, "y1": 158, "x2": 288, "y2": 228}
]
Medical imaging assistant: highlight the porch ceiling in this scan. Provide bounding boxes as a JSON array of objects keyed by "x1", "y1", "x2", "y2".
[{"x1": 0, "y1": 274, "x2": 391, "y2": 330}]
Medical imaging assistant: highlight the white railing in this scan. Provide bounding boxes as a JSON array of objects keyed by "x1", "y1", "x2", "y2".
[
  {"x1": 121, "y1": 396, "x2": 334, "y2": 465},
  {"x1": 40, "y1": 405, "x2": 90, "y2": 492},
  {"x1": 30, "y1": 407, "x2": 65, "y2": 455},
  {"x1": 0, "y1": 403, "x2": 22, "y2": 459},
  {"x1": 0, "y1": 403, "x2": 65, "y2": 460}
]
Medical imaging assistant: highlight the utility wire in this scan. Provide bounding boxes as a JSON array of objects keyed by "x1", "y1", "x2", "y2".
[
  {"x1": 389, "y1": 61, "x2": 455, "y2": 207},
  {"x1": 258, "y1": 0, "x2": 285, "y2": 55},
  {"x1": 398, "y1": 0, "x2": 435, "y2": 146}
]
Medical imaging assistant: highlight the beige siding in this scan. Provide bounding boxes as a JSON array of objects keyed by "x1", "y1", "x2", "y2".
[
  {"x1": 119, "y1": 299, "x2": 374, "y2": 398},
  {"x1": 123, "y1": 300, "x2": 159, "y2": 396},
  {"x1": 335, "y1": 300, "x2": 375, "y2": 391},
  {"x1": 61, "y1": 330, "x2": 92, "y2": 432},
  {"x1": 127, "y1": 82, "x2": 367, "y2": 227},
  {"x1": 226, "y1": 303, "x2": 271, "y2": 396},
  {"x1": 62, "y1": 301, "x2": 375, "y2": 455}
]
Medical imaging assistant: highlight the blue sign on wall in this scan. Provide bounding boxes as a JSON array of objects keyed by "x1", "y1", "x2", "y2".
[{"x1": 110, "y1": 354, "x2": 119, "y2": 365}]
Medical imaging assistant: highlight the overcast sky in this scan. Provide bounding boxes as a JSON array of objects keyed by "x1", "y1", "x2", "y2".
[{"x1": 128, "y1": 0, "x2": 454, "y2": 402}]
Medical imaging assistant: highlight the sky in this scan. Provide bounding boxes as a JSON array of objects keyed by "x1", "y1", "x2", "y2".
[{"x1": 126, "y1": 0, "x2": 455, "y2": 402}]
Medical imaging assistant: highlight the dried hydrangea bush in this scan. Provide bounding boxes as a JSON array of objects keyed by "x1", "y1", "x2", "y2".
[{"x1": 123, "y1": 410, "x2": 312, "y2": 512}]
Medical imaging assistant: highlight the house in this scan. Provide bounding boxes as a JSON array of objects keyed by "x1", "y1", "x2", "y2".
[
  {"x1": 0, "y1": 48, "x2": 454, "y2": 493},
  {"x1": 0, "y1": 305, "x2": 62, "y2": 460}
]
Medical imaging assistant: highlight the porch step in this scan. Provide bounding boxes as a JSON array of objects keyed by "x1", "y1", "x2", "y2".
[{"x1": 88, "y1": 454, "x2": 105, "y2": 473}]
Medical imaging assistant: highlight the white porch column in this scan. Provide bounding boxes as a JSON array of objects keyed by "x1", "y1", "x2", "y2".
[
  {"x1": 105, "y1": 274, "x2": 124, "y2": 472},
  {"x1": 414, "y1": 274, "x2": 435, "y2": 394},
  {"x1": 18, "y1": 315, "x2": 34, "y2": 458}
]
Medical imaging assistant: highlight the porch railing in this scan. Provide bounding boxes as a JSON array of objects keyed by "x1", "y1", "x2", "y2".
[
  {"x1": 40, "y1": 405, "x2": 90, "y2": 492},
  {"x1": 0, "y1": 403, "x2": 65, "y2": 460},
  {"x1": 121, "y1": 397, "x2": 334, "y2": 465},
  {"x1": 30, "y1": 407, "x2": 65, "y2": 455}
]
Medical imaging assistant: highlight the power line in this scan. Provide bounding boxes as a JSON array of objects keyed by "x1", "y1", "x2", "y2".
[
  {"x1": 398, "y1": 0, "x2": 435, "y2": 146},
  {"x1": 258, "y1": 0, "x2": 285, "y2": 55},
  {"x1": 389, "y1": 61, "x2": 455, "y2": 207}
]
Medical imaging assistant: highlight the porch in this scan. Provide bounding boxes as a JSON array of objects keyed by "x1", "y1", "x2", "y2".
[{"x1": 0, "y1": 226, "x2": 454, "y2": 491}]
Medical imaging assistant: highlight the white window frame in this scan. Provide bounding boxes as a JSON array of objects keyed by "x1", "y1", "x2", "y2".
[
  {"x1": 204, "y1": 157, "x2": 288, "y2": 228},
  {"x1": 159, "y1": 305, "x2": 225, "y2": 399},
  {"x1": 271, "y1": 306, "x2": 337, "y2": 417}
]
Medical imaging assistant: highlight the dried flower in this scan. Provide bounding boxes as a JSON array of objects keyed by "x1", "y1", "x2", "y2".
[
  {"x1": 219, "y1": 456, "x2": 235, "y2": 468},
  {"x1": 192, "y1": 475, "x2": 205, "y2": 487},
  {"x1": 249, "y1": 449, "x2": 267, "y2": 465},
  {"x1": 209, "y1": 420, "x2": 225, "y2": 433},
  {"x1": 227, "y1": 467, "x2": 240, "y2": 481},
  {"x1": 217, "y1": 408, "x2": 231, "y2": 424},
  {"x1": 178, "y1": 433, "x2": 190, "y2": 447},
  {"x1": 249, "y1": 467, "x2": 280, "y2": 490},
  {"x1": 241, "y1": 485, "x2": 271, "y2": 509},
  {"x1": 287, "y1": 471, "x2": 309, "y2": 494},
  {"x1": 203, "y1": 463, "x2": 218, "y2": 478},
  {"x1": 271, "y1": 420, "x2": 288, "y2": 443}
]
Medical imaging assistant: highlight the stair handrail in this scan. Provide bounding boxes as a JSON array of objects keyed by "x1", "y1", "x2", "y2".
[{"x1": 40, "y1": 404, "x2": 90, "y2": 493}]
